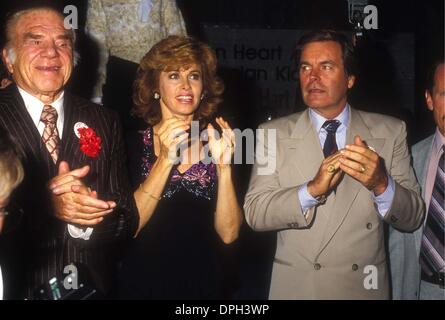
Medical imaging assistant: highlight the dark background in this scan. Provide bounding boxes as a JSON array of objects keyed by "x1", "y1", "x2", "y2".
[
  {"x1": 1, "y1": 0, "x2": 443, "y2": 141},
  {"x1": 0, "y1": 0, "x2": 443, "y2": 299}
]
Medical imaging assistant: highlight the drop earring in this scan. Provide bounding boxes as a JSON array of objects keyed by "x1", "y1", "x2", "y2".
[{"x1": 154, "y1": 92, "x2": 160, "y2": 99}]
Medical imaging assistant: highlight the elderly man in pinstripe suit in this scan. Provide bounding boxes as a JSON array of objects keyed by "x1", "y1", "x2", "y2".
[{"x1": 0, "y1": 6, "x2": 138, "y2": 299}]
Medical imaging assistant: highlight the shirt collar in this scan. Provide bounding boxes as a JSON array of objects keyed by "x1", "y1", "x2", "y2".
[
  {"x1": 433, "y1": 127, "x2": 445, "y2": 155},
  {"x1": 17, "y1": 87, "x2": 64, "y2": 128},
  {"x1": 309, "y1": 104, "x2": 350, "y2": 133}
]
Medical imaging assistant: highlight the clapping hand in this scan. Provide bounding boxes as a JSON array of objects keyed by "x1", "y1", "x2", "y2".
[
  {"x1": 207, "y1": 117, "x2": 235, "y2": 168},
  {"x1": 339, "y1": 135, "x2": 388, "y2": 195},
  {"x1": 307, "y1": 151, "x2": 344, "y2": 198},
  {"x1": 156, "y1": 118, "x2": 190, "y2": 165},
  {"x1": 49, "y1": 161, "x2": 116, "y2": 226}
]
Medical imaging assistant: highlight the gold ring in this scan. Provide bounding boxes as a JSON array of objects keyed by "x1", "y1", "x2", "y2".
[
  {"x1": 327, "y1": 164, "x2": 336, "y2": 174},
  {"x1": 360, "y1": 165, "x2": 366, "y2": 173}
]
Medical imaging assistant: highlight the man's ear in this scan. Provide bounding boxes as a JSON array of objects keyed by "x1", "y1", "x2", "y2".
[
  {"x1": 425, "y1": 89, "x2": 434, "y2": 111},
  {"x1": 2, "y1": 48, "x2": 14, "y2": 74},
  {"x1": 347, "y1": 75, "x2": 356, "y2": 89}
]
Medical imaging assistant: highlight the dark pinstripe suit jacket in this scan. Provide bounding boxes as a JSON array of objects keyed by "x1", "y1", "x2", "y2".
[{"x1": 0, "y1": 85, "x2": 138, "y2": 299}]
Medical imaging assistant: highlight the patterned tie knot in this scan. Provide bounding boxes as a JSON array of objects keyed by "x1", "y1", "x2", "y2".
[
  {"x1": 40, "y1": 105, "x2": 58, "y2": 125},
  {"x1": 322, "y1": 120, "x2": 341, "y2": 134}
]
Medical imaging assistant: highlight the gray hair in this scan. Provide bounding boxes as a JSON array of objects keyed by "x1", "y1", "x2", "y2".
[{"x1": 4, "y1": 7, "x2": 78, "y2": 66}]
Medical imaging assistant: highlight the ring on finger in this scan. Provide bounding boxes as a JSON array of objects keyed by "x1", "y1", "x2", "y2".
[
  {"x1": 360, "y1": 165, "x2": 366, "y2": 173},
  {"x1": 327, "y1": 164, "x2": 336, "y2": 174}
]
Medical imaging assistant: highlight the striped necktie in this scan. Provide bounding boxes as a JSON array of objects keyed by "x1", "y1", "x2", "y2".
[
  {"x1": 420, "y1": 146, "x2": 445, "y2": 275},
  {"x1": 40, "y1": 104, "x2": 60, "y2": 164}
]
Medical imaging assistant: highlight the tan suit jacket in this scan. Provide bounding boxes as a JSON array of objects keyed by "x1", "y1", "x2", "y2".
[{"x1": 244, "y1": 108, "x2": 424, "y2": 299}]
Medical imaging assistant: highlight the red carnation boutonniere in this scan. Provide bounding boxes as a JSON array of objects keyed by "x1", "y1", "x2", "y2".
[{"x1": 77, "y1": 127, "x2": 102, "y2": 158}]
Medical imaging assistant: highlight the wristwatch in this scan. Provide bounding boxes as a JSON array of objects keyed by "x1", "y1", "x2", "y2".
[{"x1": 315, "y1": 194, "x2": 327, "y2": 205}]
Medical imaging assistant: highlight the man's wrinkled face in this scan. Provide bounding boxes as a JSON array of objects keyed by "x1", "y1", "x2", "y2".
[
  {"x1": 299, "y1": 41, "x2": 355, "y2": 117},
  {"x1": 3, "y1": 9, "x2": 73, "y2": 100},
  {"x1": 426, "y1": 63, "x2": 445, "y2": 135}
]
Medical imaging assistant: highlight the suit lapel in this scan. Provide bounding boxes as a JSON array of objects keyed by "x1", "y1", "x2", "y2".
[
  {"x1": 59, "y1": 92, "x2": 87, "y2": 164},
  {"x1": 318, "y1": 109, "x2": 386, "y2": 253},
  {"x1": 413, "y1": 136, "x2": 434, "y2": 254},
  {"x1": 285, "y1": 109, "x2": 325, "y2": 182},
  {"x1": 415, "y1": 136, "x2": 434, "y2": 198},
  {"x1": 5, "y1": 86, "x2": 56, "y2": 170},
  {"x1": 276, "y1": 110, "x2": 334, "y2": 257}
]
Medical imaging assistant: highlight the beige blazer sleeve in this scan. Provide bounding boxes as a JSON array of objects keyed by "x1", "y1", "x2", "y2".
[{"x1": 382, "y1": 121, "x2": 425, "y2": 231}]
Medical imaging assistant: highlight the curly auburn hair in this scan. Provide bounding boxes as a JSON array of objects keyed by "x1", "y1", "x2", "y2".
[{"x1": 133, "y1": 35, "x2": 224, "y2": 127}]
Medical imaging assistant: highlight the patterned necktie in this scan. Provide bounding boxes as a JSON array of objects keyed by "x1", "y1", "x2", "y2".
[
  {"x1": 420, "y1": 147, "x2": 445, "y2": 275},
  {"x1": 40, "y1": 104, "x2": 60, "y2": 163},
  {"x1": 322, "y1": 120, "x2": 341, "y2": 158}
]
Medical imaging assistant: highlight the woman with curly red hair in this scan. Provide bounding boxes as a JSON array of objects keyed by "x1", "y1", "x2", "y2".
[{"x1": 118, "y1": 36, "x2": 243, "y2": 299}]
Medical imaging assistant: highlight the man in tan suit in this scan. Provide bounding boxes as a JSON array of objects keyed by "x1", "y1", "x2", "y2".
[{"x1": 244, "y1": 30, "x2": 424, "y2": 299}]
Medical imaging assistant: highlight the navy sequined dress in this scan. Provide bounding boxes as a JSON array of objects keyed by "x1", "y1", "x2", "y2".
[{"x1": 118, "y1": 127, "x2": 222, "y2": 299}]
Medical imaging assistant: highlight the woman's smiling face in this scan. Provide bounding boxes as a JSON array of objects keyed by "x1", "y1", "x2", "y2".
[{"x1": 158, "y1": 64, "x2": 203, "y2": 121}]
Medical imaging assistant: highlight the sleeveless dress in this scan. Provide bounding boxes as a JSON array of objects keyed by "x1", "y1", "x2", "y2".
[{"x1": 118, "y1": 127, "x2": 222, "y2": 299}]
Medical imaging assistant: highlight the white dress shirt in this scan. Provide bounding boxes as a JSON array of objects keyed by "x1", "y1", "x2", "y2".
[
  {"x1": 297, "y1": 104, "x2": 395, "y2": 217},
  {"x1": 17, "y1": 87, "x2": 93, "y2": 240}
]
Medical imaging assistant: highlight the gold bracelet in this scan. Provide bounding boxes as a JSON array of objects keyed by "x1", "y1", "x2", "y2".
[
  {"x1": 139, "y1": 184, "x2": 162, "y2": 201},
  {"x1": 149, "y1": 194, "x2": 162, "y2": 201}
]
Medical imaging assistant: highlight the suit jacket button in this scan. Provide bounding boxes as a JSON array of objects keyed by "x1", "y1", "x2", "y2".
[
  {"x1": 352, "y1": 264, "x2": 359, "y2": 271},
  {"x1": 288, "y1": 222, "x2": 299, "y2": 228},
  {"x1": 314, "y1": 263, "x2": 321, "y2": 270},
  {"x1": 366, "y1": 223, "x2": 372, "y2": 229},
  {"x1": 390, "y1": 216, "x2": 398, "y2": 223}
]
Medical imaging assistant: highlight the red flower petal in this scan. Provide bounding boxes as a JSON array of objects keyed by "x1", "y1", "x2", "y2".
[{"x1": 78, "y1": 127, "x2": 102, "y2": 158}]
